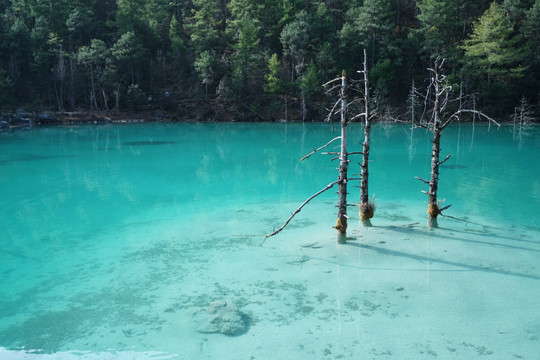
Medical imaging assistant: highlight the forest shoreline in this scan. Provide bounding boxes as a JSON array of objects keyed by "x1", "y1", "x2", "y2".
[
  {"x1": 0, "y1": 105, "x2": 242, "y2": 130},
  {"x1": 0, "y1": 108, "x2": 532, "y2": 130},
  {"x1": 0, "y1": 99, "x2": 535, "y2": 130}
]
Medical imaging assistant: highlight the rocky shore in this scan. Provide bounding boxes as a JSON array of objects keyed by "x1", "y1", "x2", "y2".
[
  {"x1": 0, "y1": 100, "x2": 248, "y2": 130},
  {"x1": 0, "y1": 109, "x2": 203, "y2": 131}
]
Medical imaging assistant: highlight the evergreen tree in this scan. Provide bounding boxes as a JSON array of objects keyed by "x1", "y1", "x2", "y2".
[
  {"x1": 264, "y1": 53, "x2": 282, "y2": 94},
  {"x1": 231, "y1": 18, "x2": 261, "y2": 99},
  {"x1": 186, "y1": 0, "x2": 222, "y2": 53},
  {"x1": 280, "y1": 10, "x2": 309, "y2": 82},
  {"x1": 416, "y1": 0, "x2": 458, "y2": 59},
  {"x1": 523, "y1": 0, "x2": 540, "y2": 62},
  {"x1": 111, "y1": 31, "x2": 145, "y2": 85},
  {"x1": 194, "y1": 50, "x2": 215, "y2": 100},
  {"x1": 463, "y1": 2, "x2": 527, "y2": 83},
  {"x1": 345, "y1": 0, "x2": 394, "y2": 66},
  {"x1": 0, "y1": 68, "x2": 13, "y2": 111},
  {"x1": 116, "y1": 0, "x2": 146, "y2": 32}
]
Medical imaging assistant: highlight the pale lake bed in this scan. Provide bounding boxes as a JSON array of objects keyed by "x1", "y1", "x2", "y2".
[{"x1": 1, "y1": 122, "x2": 538, "y2": 359}]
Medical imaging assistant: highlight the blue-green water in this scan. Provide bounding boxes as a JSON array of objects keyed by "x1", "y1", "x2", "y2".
[{"x1": 0, "y1": 122, "x2": 539, "y2": 359}]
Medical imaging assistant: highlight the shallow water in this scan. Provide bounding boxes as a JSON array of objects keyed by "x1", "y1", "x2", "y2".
[{"x1": 0, "y1": 122, "x2": 539, "y2": 359}]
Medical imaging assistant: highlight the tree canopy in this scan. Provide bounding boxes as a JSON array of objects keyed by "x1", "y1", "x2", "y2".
[{"x1": 0, "y1": 0, "x2": 538, "y2": 120}]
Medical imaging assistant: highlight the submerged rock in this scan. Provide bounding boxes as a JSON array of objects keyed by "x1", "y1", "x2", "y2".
[{"x1": 196, "y1": 300, "x2": 247, "y2": 336}]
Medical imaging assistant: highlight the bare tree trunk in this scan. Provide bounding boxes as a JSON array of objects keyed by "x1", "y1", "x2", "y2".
[
  {"x1": 54, "y1": 82, "x2": 62, "y2": 112},
  {"x1": 301, "y1": 88, "x2": 307, "y2": 122},
  {"x1": 264, "y1": 69, "x2": 365, "y2": 243},
  {"x1": 334, "y1": 70, "x2": 348, "y2": 242},
  {"x1": 69, "y1": 56, "x2": 76, "y2": 110},
  {"x1": 54, "y1": 50, "x2": 66, "y2": 112},
  {"x1": 114, "y1": 87, "x2": 120, "y2": 113},
  {"x1": 417, "y1": 58, "x2": 499, "y2": 228},
  {"x1": 427, "y1": 124, "x2": 442, "y2": 227},
  {"x1": 426, "y1": 60, "x2": 445, "y2": 228},
  {"x1": 102, "y1": 88, "x2": 109, "y2": 111},
  {"x1": 90, "y1": 68, "x2": 98, "y2": 110},
  {"x1": 409, "y1": 80, "x2": 416, "y2": 123},
  {"x1": 150, "y1": 57, "x2": 153, "y2": 95},
  {"x1": 284, "y1": 95, "x2": 288, "y2": 122},
  {"x1": 359, "y1": 49, "x2": 374, "y2": 226},
  {"x1": 416, "y1": 58, "x2": 454, "y2": 227}
]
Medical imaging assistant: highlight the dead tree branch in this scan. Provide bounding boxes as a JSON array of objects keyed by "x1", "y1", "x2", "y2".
[
  {"x1": 438, "y1": 154, "x2": 451, "y2": 166},
  {"x1": 324, "y1": 84, "x2": 341, "y2": 94},
  {"x1": 349, "y1": 112, "x2": 367, "y2": 122},
  {"x1": 322, "y1": 77, "x2": 342, "y2": 88},
  {"x1": 444, "y1": 109, "x2": 501, "y2": 129},
  {"x1": 300, "y1": 136, "x2": 341, "y2": 161},
  {"x1": 261, "y1": 180, "x2": 340, "y2": 244}
]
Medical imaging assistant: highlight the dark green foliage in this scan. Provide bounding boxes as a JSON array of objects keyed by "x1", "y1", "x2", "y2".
[
  {"x1": 0, "y1": 0, "x2": 537, "y2": 119},
  {"x1": 0, "y1": 68, "x2": 13, "y2": 111},
  {"x1": 126, "y1": 84, "x2": 147, "y2": 110}
]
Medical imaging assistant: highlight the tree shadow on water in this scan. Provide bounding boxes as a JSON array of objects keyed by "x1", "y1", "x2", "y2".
[
  {"x1": 381, "y1": 224, "x2": 540, "y2": 253},
  {"x1": 344, "y1": 242, "x2": 540, "y2": 281}
]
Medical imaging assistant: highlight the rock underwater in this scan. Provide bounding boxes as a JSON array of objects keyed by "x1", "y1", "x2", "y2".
[{"x1": 195, "y1": 300, "x2": 247, "y2": 336}]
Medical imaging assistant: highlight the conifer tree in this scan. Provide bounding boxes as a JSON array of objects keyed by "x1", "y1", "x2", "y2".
[{"x1": 462, "y1": 2, "x2": 527, "y2": 84}]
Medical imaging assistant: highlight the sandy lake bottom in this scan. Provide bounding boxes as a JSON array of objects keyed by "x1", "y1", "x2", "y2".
[{"x1": 1, "y1": 123, "x2": 538, "y2": 359}]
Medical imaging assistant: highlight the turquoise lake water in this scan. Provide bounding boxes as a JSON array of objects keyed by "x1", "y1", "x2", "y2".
[{"x1": 0, "y1": 122, "x2": 539, "y2": 359}]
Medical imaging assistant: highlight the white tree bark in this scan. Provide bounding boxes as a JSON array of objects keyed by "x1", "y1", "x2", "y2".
[
  {"x1": 335, "y1": 70, "x2": 349, "y2": 240},
  {"x1": 359, "y1": 49, "x2": 374, "y2": 226}
]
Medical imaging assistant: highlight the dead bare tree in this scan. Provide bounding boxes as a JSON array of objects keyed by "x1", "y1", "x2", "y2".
[
  {"x1": 333, "y1": 70, "x2": 350, "y2": 240},
  {"x1": 512, "y1": 95, "x2": 535, "y2": 144},
  {"x1": 263, "y1": 50, "x2": 375, "y2": 243},
  {"x1": 415, "y1": 57, "x2": 500, "y2": 227},
  {"x1": 358, "y1": 49, "x2": 375, "y2": 226},
  {"x1": 264, "y1": 68, "x2": 367, "y2": 244}
]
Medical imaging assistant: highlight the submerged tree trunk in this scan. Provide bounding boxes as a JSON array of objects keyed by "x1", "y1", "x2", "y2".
[
  {"x1": 334, "y1": 70, "x2": 348, "y2": 242},
  {"x1": 417, "y1": 57, "x2": 500, "y2": 228},
  {"x1": 359, "y1": 49, "x2": 374, "y2": 226},
  {"x1": 264, "y1": 69, "x2": 366, "y2": 244},
  {"x1": 423, "y1": 58, "x2": 446, "y2": 228},
  {"x1": 427, "y1": 122, "x2": 443, "y2": 227},
  {"x1": 428, "y1": 63, "x2": 442, "y2": 226}
]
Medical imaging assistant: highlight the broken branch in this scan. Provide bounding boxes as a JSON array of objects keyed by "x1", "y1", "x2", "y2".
[
  {"x1": 325, "y1": 99, "x2": 341, "y2": 122},
  {"x1": 446, "y1": 109, "x2": 501, "y2": 129},
  {"x1": 438, "y1": 154, "x2": 451, "y2": 166},
  {"x1": 439, "y1": 204, "x2": 452, "y2": 212},
  {"x1": 349, "y1": 112, "x2": 367, "y2": 122},
  {"x1": 300, "y1": 136, "x2": 341, "y2": 161},
  {"x1": 261, "y1": 180, "x2": 340, "y2": 244},
  {"x1": 322, "y1": 77, "x2": 342, "y2": 88}
]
